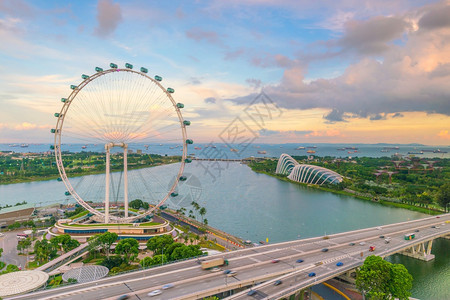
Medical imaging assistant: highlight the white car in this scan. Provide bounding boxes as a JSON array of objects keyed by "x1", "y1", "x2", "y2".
[
  {"x1": 359, "y1": 242, "x2": 366, "y2": 246},
  {"x1": 210, "y1": 267, "x2": 221, "y2": 272},
  {"x1": 148, "y1": 290, "x2": 162, "y2": 297},
  {"x1": 0, "y1": 233, "x2": 4, "y2": 237}
]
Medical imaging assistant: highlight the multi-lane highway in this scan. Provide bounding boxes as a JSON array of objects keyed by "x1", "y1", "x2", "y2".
[{"x1": 7, "y1": 214, "x2": 450, "y2": 300}]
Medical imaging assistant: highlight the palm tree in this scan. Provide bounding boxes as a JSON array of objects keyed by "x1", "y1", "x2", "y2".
[{"x1": 199, "y1": 207, "x2": 207, "y2": 224}]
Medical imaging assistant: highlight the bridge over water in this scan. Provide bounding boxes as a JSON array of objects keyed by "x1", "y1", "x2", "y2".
[{"x1": 8, "y1": 214, "x2": 450, "y2": 300}]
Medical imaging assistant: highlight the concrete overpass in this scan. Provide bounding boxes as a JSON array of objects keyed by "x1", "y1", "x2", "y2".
[{"x1": 7, "y1": 214, "x2": 450, "y2": 300}]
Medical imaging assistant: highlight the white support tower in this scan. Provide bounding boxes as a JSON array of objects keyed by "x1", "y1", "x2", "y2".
[
  {"x1": 104, "y1": 144, "x2": 111, "y2": 223},
  {"x1": 123, "y1": 144, "x2": 129, "y2": 218}
]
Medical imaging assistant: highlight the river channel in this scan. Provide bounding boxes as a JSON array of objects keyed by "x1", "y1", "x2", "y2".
[{"x1": 0, "y1": 161, "x2": 448, "y2": 299}]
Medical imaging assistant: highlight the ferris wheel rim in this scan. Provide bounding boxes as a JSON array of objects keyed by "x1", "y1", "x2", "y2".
[{"x1": 53, "y1": 67, "x2": 188, "y2": 223}]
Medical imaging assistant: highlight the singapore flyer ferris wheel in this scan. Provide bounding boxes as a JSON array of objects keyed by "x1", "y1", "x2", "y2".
[{"x1": 52, "y1": 63, "x2": 193, "y2": 223}]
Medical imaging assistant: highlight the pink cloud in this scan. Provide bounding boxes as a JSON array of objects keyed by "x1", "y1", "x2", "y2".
[
  {"x1": 437, "y1": 130, "x2": 450, "y2": 140},
  {"x1": 306, "y1": 129, "x2": 342, "y2": 137},
  {"x1": 94, "y1": 0, "x2": 122, "y2": 38}
]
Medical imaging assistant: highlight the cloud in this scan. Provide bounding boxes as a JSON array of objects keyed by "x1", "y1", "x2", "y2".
[
  {"x1": 258, "y1": 129, "x2": 280, "y2": 136},
  {"x1": 336, "y1": 16, "x2": 409, "y2": 55},
  {"x1": 305, "y1": 129, "x2": 342, "y2": 137},
  {"x1": 392, "y1": 112, "x2": 404, "y2": 118},
  {"x1": 429, "y1": 63, "x2": 450, "y2": 78},
  {"x1": 418, "y1": 3, "x2": 450, "y2": 31},
  {"x1": 189, "y1": 77, "x2": 201, "y2": 85},
  {"x1": 246, "y1": 78, "x2": 261, "y2": 89},
  {"x1": 370, "y1": 113, "x2": 386, "y2": 121},
  {"x1": 228, "y1": 2, "x2": 450, "y2": 121},
  {"x1": 437, "y1": 130, "x2": 450, "y2": 140},
  {"x1": 204, "y1": 97, "x2": 216, "y2": 104},
  {"x1": 258, "y1": 129, "x2": 313, "y2": 136},
  {"x1": 94, "y1": 0, "x2": 122, "y2": 38},
  {"x1": 323, "y1": 108, "x2": 346, "y2": 123},
  {"x1": 186, "y1": 28, "x2": 223, "y2": 46},
  {"x1": 224, "y1": 48, "x2": 245, "y2": 60}
]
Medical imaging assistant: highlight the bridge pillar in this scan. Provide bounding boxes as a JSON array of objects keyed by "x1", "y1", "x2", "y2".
[
  {"x1": 337, "y1": 269, "x2": 357, "y2": 284},
  {"x1": 400, "y1": 240, "x2": 435, "y2": 261}
]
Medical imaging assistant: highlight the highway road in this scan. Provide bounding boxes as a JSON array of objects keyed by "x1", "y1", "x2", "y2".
[{"x1": 7, "y1": 214, "x2": 450, "y2": 300}]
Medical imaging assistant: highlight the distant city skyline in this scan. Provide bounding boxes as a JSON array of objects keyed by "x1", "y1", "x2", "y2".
[{"x1": 0, "y1": 0, "x2": 449, "y2": 145}]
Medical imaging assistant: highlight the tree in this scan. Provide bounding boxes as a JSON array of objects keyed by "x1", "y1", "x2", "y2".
[
  {"x1": 170, "y1": 245, "x2": 203, "y2": 261},
  {"x1": 437, "y1": 182, "x2": 450, "y2": 211},
  {"x1": 356, "y1": 255, "x2": 413, "y2": 300},
  {"x1": 115, "y1": 238, "x2": 139, "y2": 262},
  {"x1": 5, "y1": 264, "x2": 19, "y2": 273},
  {"x1": 129, "y1": 199, "x2": 145, "y2": 210},
  {"x1": 146, "y1": 235, "x2": 174, "y2": 255},
  {"x1": 34, "y1": 238, "x2": 57, "y2": 264},
  {"x1": 50, "y1": 234, "x2": 80, "y2": 253},
  {"x1": 199, "y1": 207, "x2": 207, "y2": 223},
  {"x1": 389, "y1": 264, "x2": 413, "y2": 300},
  {"x1": 97, "y1": 232, "x2": 118, "y2": 257},
  {"x1": 0, "y1": 248, "x2": 3, "y2": 259}
]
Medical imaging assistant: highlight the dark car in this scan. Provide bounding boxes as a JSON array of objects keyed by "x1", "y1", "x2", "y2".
[
  {"x1": 247, "y1": 290, "x2": 257, "y2": 296},
  {"x1": 308, "y1": 272, "x2": 316, "y2": 277},
  {"x1": 296, "y1": 259, "x2": 304, "y2": 263},
  {"x1": 336, "y1": 262, "x2": 344, "y2": 266},
  {"x1": 415, "y1": 229, "x2": 420, "y2": 232},
  {"x1": 223, "y1": 270, "x2": 231, "y2": 274},
  {"x1": 274, "y1": 280, "x2": 282, "y2": 286},
  {"x1": 379, "y1": 235, "x2": 385, "y2": 238},
  {"x1": 116, "y1": 295, "x2": 129, "y2": 300},
  {"x1": 321, "y1": 248, "x2": 329, "y2": 252},
  {"x1": 349, "y1": 242, "x2": 355, "y2": 246}
]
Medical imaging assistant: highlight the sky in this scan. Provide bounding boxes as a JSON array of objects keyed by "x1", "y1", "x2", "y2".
[{"x1": 0, "y1": 0, "x2": 449, "y2": 145}]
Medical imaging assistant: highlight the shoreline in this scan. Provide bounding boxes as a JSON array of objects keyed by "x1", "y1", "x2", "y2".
[
  {"x1": 0, "y1": 160, "x2": 181, "y2": 186},
  {"x1": 248, "y1": 168, "x2": 442, "y2": 216}
]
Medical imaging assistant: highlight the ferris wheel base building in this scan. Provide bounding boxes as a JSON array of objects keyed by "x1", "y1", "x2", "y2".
[{"x1": 52, "y1": 213, "x2": 175, "y2": 241}]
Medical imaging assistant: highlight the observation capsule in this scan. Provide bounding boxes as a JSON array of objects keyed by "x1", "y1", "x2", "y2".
[
  {"x1": 65, "y1": 191, "x2": 71, "y2": 196},
  {"x1": 110, "y1": 63, "x2": 118, "y2": 68},
  {"x1": 50, "y1": 145, "x2": 55, "y2": 150},
  {"x1": 170, "y1": 192, "x2": 178, "y2": 197},
  {"x1": 179, "y1": 176, "x2": 187, "y2": 181},
  {"x1": 140, "y1": 67, "x2": 148, "y2": 73},
  {"x1": 154, "y1": 75, "x2": 162, "y2": 81},
  {"x1": 167, "y1": 87, "x2": 175, "y2": 93},
  {"x1": 186, "y1": 139, "x2": 194, "y2": 144},
  {"x1": 183, "y1": 120, "x2": 191, "y2": 126},
  {"x1": 61, "y1": 98, "x2": 67, "y2": 103},
  {"x1": 95, "y1": 67, "x2": 103, "y2": 72},
  {"x1": 70, "y1": 85, "x2": 77, "y2": 90},
  {"x1": 176, "y1": 103, "x2": 184, "y2": 109},
  {"x1": 50, "y1": 129, "x2": 56, "y2": 133},
  {"x1": 81, "y1": 74, "x2": 89, "y2": 80},
  {"x1": 185, "y1": 158, "x2": 192, "y2": 163},
  {"x1": 57, "y1": 177, "x2": 62, "y2": 182},
  {"x1": 125, "y1": 63, "x2": 133, "y2": 69},
  {"x1": 54, "y1": 113, "x2": 61, "y2": 117}
]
